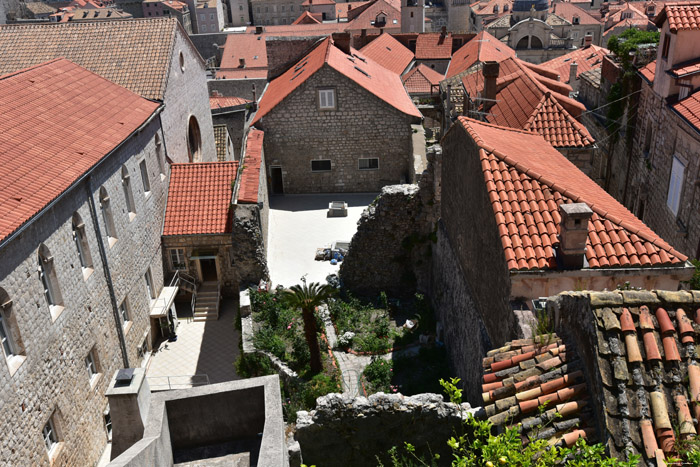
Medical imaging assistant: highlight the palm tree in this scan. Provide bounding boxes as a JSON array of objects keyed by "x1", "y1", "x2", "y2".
[{"x1": 281, "y1": 281, "x2": 335, "y2": 374}]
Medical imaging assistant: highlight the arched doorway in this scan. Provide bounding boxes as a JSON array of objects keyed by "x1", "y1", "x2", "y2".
[
  {"x1": 187, "y1": 116, "x2": 202, "y2": 162},
  {"x1": 516, "y1": 36, "x2": 529, "y2": 49},
  {"x1": 530, "y1": 35, "x2": 543, "y2": 48}
]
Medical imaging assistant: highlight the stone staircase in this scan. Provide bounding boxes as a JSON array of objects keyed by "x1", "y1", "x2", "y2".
[{"x1": 193, "y1": 282, "x2": 220, "y2": 322}]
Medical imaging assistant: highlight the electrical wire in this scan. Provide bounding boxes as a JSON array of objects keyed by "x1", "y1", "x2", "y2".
[{"x1": 580, "y1": 89, "x2": 643, "y2": 116}]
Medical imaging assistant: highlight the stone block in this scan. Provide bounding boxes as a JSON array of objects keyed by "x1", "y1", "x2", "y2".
[
  {"x1": 590, "y1": 292, "x2": 623, "y2": 307},
  {"x1": 656, "y1": 290, "x2": 694, "y2": 304},
  {"x1": 620, "y1": 290, "x2": 660, "y2": 306}
]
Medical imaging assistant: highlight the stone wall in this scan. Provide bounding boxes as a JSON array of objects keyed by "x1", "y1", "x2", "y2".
[
  {"x1": 232, "y1": 205, "x2": 269, "y2": 287},
  {"x1": 208, "y1": 78, "x2": 269, "y2": 102},
  {"x1": 213, "y1": 108, "x2": 250, "y2": 160},
  {"x1": 295, "y1": 392, "x2": 478, "y2": 467},
  {"x1": 188, "y1": 32, "x2": 229, "y2": 65},
  {"x1": 257, "y1": 65, "x2": 417, "y2": 193},
  {"x1": 266, "y1": 36, "x2": 326, "y2": 79},
  {"x1": 0, "y1": 119, "x2": 166, "y2": 467}
]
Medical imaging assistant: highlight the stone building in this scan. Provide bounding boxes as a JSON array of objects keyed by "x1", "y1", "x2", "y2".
[
  {"x1": 229, "y1": 0, "x2": 250, "y2": 25},
  {"x1": 252, "y1": 34, "x2": 422, "y2": 193},
  {"x1": 210, "y1": 93, "x2": 254, "y2": 160},
  {"x1": 192, "y1": 0, "x2": 225, "y2": 32},
  {"x1": 550, "y1": 1, "x2": 603, "y2": 47},
  {"x1": 0, "y1": 59, "x2": 169, "y2": 467},
  {"x1": 250, "y1": 0, "x2": 304, "y2": 25},
  {"x1": 0, "y1": 18, "x2": 217, "y2": 164},
  {"x1": 142, "y1": 0, "x2": 193, "y2": 33}
]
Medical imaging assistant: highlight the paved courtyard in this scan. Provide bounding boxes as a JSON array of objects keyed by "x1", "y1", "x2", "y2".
[
  {"x1": 267, "y1": 193, "x2": 378, "y2": 288},
  {"x1": 145, "y1": 298, "x2": 241, "y2": 389}
]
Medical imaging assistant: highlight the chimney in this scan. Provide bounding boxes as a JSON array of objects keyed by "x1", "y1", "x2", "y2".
[
  {"x1": 482, "y1": 60, "x2": 499, "y2": 111},
  {"x1": 332, "y1": 32, "x2": 352, "y2": 55},
  {"x1": 106, "y1": 368, "x2": 151, "y2": 460},
  {"x1": 569, "y1": 60, "x2": 578, "y2": 90},
  {"x1": 440, "y1": 25, "x2": 447, "y2": 38},
  {"x1": 361, "y1": 28, "x2": 366, "y2": 37},
  {"x1": 211, "y1": 89, "x2": 222, "y2": 97},
  {"x1": 584, "y1": 34, "x2": 593, "y2": 47},
  {"x1": 239, "y1": 58, "x2": 246, "y2": 68},
  {"x1": 348, "y1": 3, "x2": 352, "y2": 9},
  {"x1": 252, "y1": 84, "x2": 257, "y2": 102},
  {"x1": 255, "y1": 25, "x2": 263, "y2": 34},
  {"x1": 558, "y1": 203, "x2": 593, "y2": 269}
]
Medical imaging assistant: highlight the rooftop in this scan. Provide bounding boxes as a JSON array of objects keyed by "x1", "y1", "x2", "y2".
[
  {"x1": 0, "y1": 18, "x2": 182, "y2": 100},
  {"x1": 455, "y1": 117, "x2": 687, "y2": 270},
  {"x1": 292, "y1": 11, "x2": 322, "y2": 24},
  {"x1": 446, "y1": 30, "x2": 516, "y2": 80},
  {"x1": 655, "y1": 1, "x2": 700, "y2": 30},
  {"x1": 415, "y1": 32, "x2": 453, "y2": 60},
  {"x1": 210, "y1": 95, "x2": 251, "y2": 110},
  {"x1": 550, "y1": 2, "x2": 600, "y2": 25},
  {"x1": 360, "y1": 33, "x2": 414, "y2": 75},
  {"x1": 217, "y1": 33, "x2": 268, "y2": 80},
  {"x1": 162, "y1": 162, "x2": 239, "y2": 236},
  {"x1": 0, "y1": 59, "x2": 160, "y2": 243},
  {"x1": 672, "y1": 87, "x2": 700, "y2": 132},
  {"x1": 402, "y1": 63, "x2": 443, "y2": 94},
  {"x1": 238, "y1": 129, "x2": 264, "y2": 204},
  {"x1": 540, "y1": 45, "x2": 609, "y2": 83}
]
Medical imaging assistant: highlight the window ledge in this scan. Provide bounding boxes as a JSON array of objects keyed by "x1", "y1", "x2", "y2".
[
  {"x1": 144, "y1": 191, "x2": 151, "y2": 200},
  {"x1": 89, "y1": 373, "x2": 103, "y2": 392},
  {"x1": 160, "y1": 173, "x2": 167, "y2": 181},
  {"x1": 48, "y1": 442, "x2": 64, "y2": 466},
  {"x1": 128, "y1": 212, "x2": 136, "y2": 222},
  {"x1": 359, "y1": 168, "x2": 379, "y2": 171},
  {"x1": 82, "y1": 267, "x2": 94, "y2": 281},
  {"x1": 6, "y1": 354, "x2": 26, "y2": 377},
  {"x1": 50, "y1": 305, "x2": 65, "y2": 322},
  {"x1": 123, "y1": 321, "x2": 133, "y2": 335},
  {"x1": 108, "y1": 237, "x2": 118, "y2": 248}
]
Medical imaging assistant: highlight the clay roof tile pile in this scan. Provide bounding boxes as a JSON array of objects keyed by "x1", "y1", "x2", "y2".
[
  {"x1": 360, "y1": 33, "x2": 414, "y2": 75},
  {"x1": 456, "y1": 117, "x2": 687, "y2": 271},
  {"x1": 0, "y1": 18, "x2": 179, "y2": 100},
  {"x1": 480, "y1": 334, "x2": 596, "y2": 446},
  {"x1": 0, "y1": 59, "x2": 160, "y2": 243},
  {"x1": 163, "y1": 161, "x2": 239, "y2": 236},
  {"x1": 238, "y1": 128, "x2": 264, "y2": 204}
]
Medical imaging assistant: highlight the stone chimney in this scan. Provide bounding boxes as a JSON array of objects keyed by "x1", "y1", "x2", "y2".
[
  {"x1": 106, "y1": 368, "x2": 151, "y2": 460},
  {"x1": 569, "y1": 60, "x2": 578, "y2": 90},
  {"x1": 558, "y1": 203, "x2": 593, "y2": 269},
  {"x1": 239, "y1": 58, "x2": 246, "y2": 68},
  {"x1": 584, "y1": 34, "x2": 593, "y2": 47},
  {"x1": 255, "y1": 25, "x2": 263, "y2": 34},
  {"x1": 332, "y1": 32, "x2": 352, "y2": 55},
  {"x1": 482, "y1": 60, "x2": 499, "y2": 111}
]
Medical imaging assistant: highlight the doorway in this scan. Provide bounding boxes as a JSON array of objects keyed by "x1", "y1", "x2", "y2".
[
  {"x1": 199, "y1": 258, "x2": 218, "y2": 282},
  {"x1": 270, "y1": 166, "x2": 284, "y2": 194}
]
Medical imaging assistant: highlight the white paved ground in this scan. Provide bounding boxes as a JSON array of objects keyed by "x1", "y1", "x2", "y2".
[{"x1": 266, "y1": 193, "x2": 378, "y2": 288}]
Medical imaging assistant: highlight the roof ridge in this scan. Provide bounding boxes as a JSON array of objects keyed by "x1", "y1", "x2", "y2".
[{"x1": 0, "y1": 57, "x2": 64, "y2": 81}]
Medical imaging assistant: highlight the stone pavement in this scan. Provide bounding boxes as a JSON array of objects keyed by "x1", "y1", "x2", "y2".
[{"x1": 146, "y1": 298, "x2": 241, "y2": 389}]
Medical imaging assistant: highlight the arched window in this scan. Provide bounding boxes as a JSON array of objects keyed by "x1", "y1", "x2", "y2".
[
  {"x1": 72, "y1": 213, "x2": 93, "y2": 277},
  {"x1": 155, "y1": 133, "x2": 166, "y2": 179},
  {"x1": 516, "y1": 36, "x2": 529, "y2": 49},
  {"x1": 38, "y1": 244, "x2": 63, "y2": 310},
  {"x1": 0, "y1": 288, "x2": 22, "y2": 360},
  {"x1": 530, "y1": 35, "x2": 543, "y2": 48},
  {"x1": 99, "y1": 187, "x2": 118, "y2": 247},
  {"x1": 187, "y1": 116, "x2": 202, "y2": 162},
  {"x1": 121, "y1": 166, "x2": 136, "y2": 219}
]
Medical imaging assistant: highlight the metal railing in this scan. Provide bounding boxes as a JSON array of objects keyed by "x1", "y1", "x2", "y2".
[{"x1": 147, "y1": 374, "x2": 210, "y2": 391}]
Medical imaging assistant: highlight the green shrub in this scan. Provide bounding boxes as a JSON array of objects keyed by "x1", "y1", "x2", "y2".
[
  {"x1": 253, "y1": 327, "x2": 286, "y2": 358},
  {"x1": 363, "y1": 357, "x2": 393, "y2": 393},
  {"x1": 234, "y1": 352, "x2": 275, "y2": 378},
  {"x1": 355, "y1": 334, "x2": 391, "y2": 353},
  {"x1": 291, "y1": 332, "x2": 310, "y2": 369}
]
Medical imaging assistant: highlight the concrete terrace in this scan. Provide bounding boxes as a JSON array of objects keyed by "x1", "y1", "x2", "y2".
[{"x1": 266, "y1": 193, "x2": 378, "y2": 288}]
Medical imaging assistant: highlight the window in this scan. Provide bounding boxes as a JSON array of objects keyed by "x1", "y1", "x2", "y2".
[
  {"x1": 0, "y1": 288, "x2": 24, "y2": 374},
  {"x1": 85, "y1": 349, "x2": 100, "y2": 384},
  {"x1": 201, "y1": 24, "x2": 207, "y2": 32},
  {"x1": 240, "y1": 15, "x2": 244, "y2": 22},
  {"x1": 43, "y1": 418, "x2": 58, "y2": 453},
  {"x1": 170, "y1": 248, "x2": 187, "y2": 270},
  {"x1": 662, "y1": 34, "x2": 671, "y2": 60},
  {"x1": 311, "y1": 160, "x2": 332, "y2": 172},
  {"x1": 99, "y1": 187, "x2": 117, "y2": 246},
  {"x1": 187, "y1": 116, "x2": 202, "y2": 162},
  {"x1": 72, "y1": 213, "x2": 93, "y2": 278},
  {"x1": 119, "y1": 299, "x2": 130, "y2": 326},
  {"x1": 265, "y1": 6, "x2": 268, "y2": 12},
  {"x1": 210, "y1": 13, "x2": 214, "y2": 19},
  {"x1": 281, "y1": 17, "x2": 286, "y2": 24},
  {"x1": 318, "y1": 89, "x2": 336, "y2": 109},
  {"x1": 145, "y1": 268, "x2": 156, "y2": 301},
  {"x1": 290, "y1": 4, "x2": 294, "y2": 11},
  {"x1": 139, "y1": 160, "x2": 151, "y2": 196},
  {"x1": 256, "y1": 6, "x2": 260, "y2": 13},
  {"x1": 667, "y1": 156, "x2": 686, "y2": 215},
  {"x1": 38, "y1": 244, "x2": 62, "y2": 311},
  {"x1": 239, "y1": 4, "x2": 243, "y2": 9},
  {"x1": 572, "y1": 31, "x2": 579, "y2": 40},
  {"x1": 179, "y1": 51, "x2": 185, "y2": 72},
  {"x1": 104, "y1": 407, "x2": 112, "y2": 441},
  {"x1": 200, "y1": 13, "x2": 205, "y2": 20},
  {"x1": 0, "y1": 310, "x2": 14, "y2": 360},
  {"x1": 137, "y1": 337, "x2": 149, "y2": 359},
  {"x1": 358, "y1": 158, "x2": 379, "y2": 170},
  {"x1": 644, "y1": 122, "x2": 652, "y2": 155},
  {"x1": 155, "y1": 133, "x2": 166, "y2": 178},
  {"x1": 121, "y1": 166, "x2": 136, "y2": 220},
  {"x1": 572, "y1": 15, "x2": 579, "y2": 24},
  {"x1": 411, "y1": 11, "x2": 414, "y2": 17},
  {"x1": 281, "y1": 5, "x2": 285, "y2": 11}
]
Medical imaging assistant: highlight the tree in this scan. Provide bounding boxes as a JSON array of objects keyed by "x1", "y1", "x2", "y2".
[{"x1": 281, "y1": 281, "x2": 335, "y2": 374}]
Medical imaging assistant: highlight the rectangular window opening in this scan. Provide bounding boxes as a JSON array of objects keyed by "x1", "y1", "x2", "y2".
[
  {"x1": 311, "y1": 160, "x2": 332, "y2": 172},
  {"x1": 358, "y1": 158, "x2": 379, "y2": 170}
]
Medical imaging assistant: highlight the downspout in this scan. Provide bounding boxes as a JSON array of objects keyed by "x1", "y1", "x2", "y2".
[{"x1": 85, "y1": 177, "x2": 130, "y2": 369}]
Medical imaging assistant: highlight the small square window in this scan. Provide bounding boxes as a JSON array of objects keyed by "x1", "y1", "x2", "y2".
[
  {"x1": 667, "y1": 156, "x2": 686, "y2": 215},
  {"x1": 318, "y1": 89, "x2": 336, "y2": 110},
  {"x1": 358, "y1": 158, "x2": 379, "y2": 170},
  {"x1": 43, "y1": 418, "x2": 58, "y2": 453},
  {"x1": 104, "y1": 408, "x2": 112, "y2": 441},
  {"x1": 170, "y1": 248, "x2": 187, "y2": 270},
  {"x1": 311, "y1": 160, "x2": 332, "y2": 172},
  {"x1": 119, "y1": 300, "x2": 130, "y2": 325},
  {"x1": 85, "y1": 351, "x2": 97, "y2": 381}
]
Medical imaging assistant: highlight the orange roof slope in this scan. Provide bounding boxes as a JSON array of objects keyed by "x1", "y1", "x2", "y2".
[
  {"x1": 415, "y1": 32, "x2": 453, "y2": 59},
  {"x1": 217, "y1": 33, "x2": 268, "y2": 79},
  {"x1": 655, "y1": 1, "x2": 700, "y2": 30},
  {"x1": 456, "y1": 117, "x2": 686, "y2": 270},
  {"x1": 0, "y1": 59, "x2": 160, "y2": 243},
  {"x1": 446, "y1": 30, "x2": 515, "y2": 79},
  {"x1": 210, "y1": 95, "x2": 251, "y2": 109},
  {"x1": 253, "y1": 37, "x2": 420, "y2": 123},
  {"x1": 0, "y1": 18, "x2": 179, "y2": 100},
  {"x1": 244, "y1": 23, "x2": 346, "y2": 36},
  {"x1": 360, "y1": 33, "x2": 414, "y2": 75},
  {"x1": 639, "y1": 59, "x2": 656, "y2": 83},
  {"x1": 550, "y1": 2, "x2": 600, "y2": 25},
  {"x1": 292, "y1": 11, "x2": 322, "y2": 24},
  {"x1": 523, "y1": 94, "x2": 594, "y2": 148},
  {"x1": 346, "y1": 0, "x2": 401, "y2": 30},
  {"x1": 402, "y1": 63, "x2": 443, "y2": 93},
  {"x1": 238, "y1": 129, "x2": 264, "y2": 204},
  {"x1": 163, "y1": 162, "x2": 239, "y2": 236},
  {"x1": 672, "y1": 88, "x2": 700, "y2": 131},
  {"x1": 540, "y1": 45, "x2": 609, "y2": 83}
]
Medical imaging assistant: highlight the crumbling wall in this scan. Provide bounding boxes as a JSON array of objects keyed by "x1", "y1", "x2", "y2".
[
  {"x1": 232, "y1": 204, "x2": 268, "y2": 287},
  {"x1": 339, "y1": 147, "x2": 441, "y2": 297},
  {"x1": 295, "y1": 392, "x2": 478, "y2": 467}
]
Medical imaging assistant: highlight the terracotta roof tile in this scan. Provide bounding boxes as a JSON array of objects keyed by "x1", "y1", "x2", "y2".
[
  {"x1": 346, "y1": 0, "x2": 401, "y2": 31},
  {"x1": 238, "y1": 128, "x2": 263, "y2": 204},
  {"x1": 360, "y1": 33, "x2": 414, "y2": 75},
  {"x1": 656, "y1": 2, "x2": 700, "y2": 31},
  {"x1": 523, "y1": 93, "x2": 595, "y2": 148},
  {"x1": 0, "y1": 18, "x2": 179, "y2": 100},
  {"x1": 550, "y1": 2, "x2": 600, "y2": 25},
  {"x1": 446, "y1": 30, "x2": 515, "y2": 79},
  {"x1": 292, "y1": 11, "x2": 322, "y2": 24},
  {"x1": 456, "y1": 117, "x2": 687, "y2": 271},
  {"x1": 672, "y1": 87, "x2": 700, "y2": 131},
  {"x1": 540, "y1": 45, "x2": 609, "y2": 83},
  {"x1": 163, "y1": 161, "x2": 238, "y2": 236},
  {"x1": 217, "y1": 33, "x2": 268, "y2": 80},
  {"x1": 402, "y1": 63, "x2": 443, "y2": 94},
  {"x1": 253, "y1": 37, "x2": 420, "y2": 124},
  {"x1": 415, "y1": 32, "x2": 452, "y2": 59},
  {"x1": 0, "y1": 59, "x2": 160, "y2": 243},
  {"x1": 210, "y1": 95, "x2": 251, "y2": 110},
  {"x1": 244, "y1": 23, "x2": 346, "y2": 36}
]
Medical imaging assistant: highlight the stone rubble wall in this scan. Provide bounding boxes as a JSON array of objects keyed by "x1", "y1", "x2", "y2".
[
  {"x1": 295, "y1": 392, "x2": 479, "y2": 467},
  {"x1": 232, "y1": 204, "x2": 269, "y2": 288}
]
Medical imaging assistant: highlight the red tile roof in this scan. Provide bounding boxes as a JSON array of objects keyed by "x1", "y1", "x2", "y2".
[
  {"x1": 253, "y1": 37, "x2": 420, "y2": 124},
  {"x1": 551, "y1": 2, "x2": 600, "y2": 25},
  {"x1": 456, "y1": 117, "x2": 687, "y2": 270},
  {"x1": 210, "y1": 95, "x2": 251, "y2": 110},
  {"x1": 655, "y1": 1, "x2": 700, "y2": 30},
  {"x1": 672, "y1": 87, "x2": 700, "y2": 131},
  {"x1": 540, "y1": 45, "x2": 609, "y2": 83},
  {"x1": 346, "y1": 0, "x2": 401, "y2": 31},
  {"x1": 360, "y1": 33, "x2": 414, "y2": 75},
  {"x1": 244, "y1": 23, "x2": 346, "y2": 36},
  {"x1": 523, "y1": 94, "x2": 595, "y2": 148},
  {"x1": 0, "y1": 59, "x2": 160, "y2": 243},
  {"x1": 669, "y1": 57, "x2": 700, "y2": 77},
  {"x1": 415, "y1": 32, "x2": 453, "y2": 60},
  {"x1": 292, "y1": 11, "x2": 322, "y2": 24},
  {"x1": 336, "y1": 1, "x2": 370, "y2": 19},
  {"x1": 301, "y1": 0, "x2": 335, "y2": 5},
  {"x1": 446, "y1": 30, "x2": 515, "y2": 79},
  {"x1": 163, "y1": 161, "x2": 239, "y2": 236},
  {"x1": 402, "y1": 63, "x2": 443, "y2": 94},
  {"x1": 217, "y1": 33, "x2": 268, "y2": 79},
  {"x1": 480, "y1": 334, "x2": 595, "y2": 447},
  {"x1": 238, "y1": 128, "x2": 264, "y2": 204}
]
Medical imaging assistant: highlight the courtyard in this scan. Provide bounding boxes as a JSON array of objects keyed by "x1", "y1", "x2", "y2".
[{"x1": 266, "y1": 193, "x2": 378, "y2": 288}]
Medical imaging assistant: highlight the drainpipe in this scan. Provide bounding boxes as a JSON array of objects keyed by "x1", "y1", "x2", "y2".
[{"x1": 85, "y1": 177, "x2": 130, "y2": 369}]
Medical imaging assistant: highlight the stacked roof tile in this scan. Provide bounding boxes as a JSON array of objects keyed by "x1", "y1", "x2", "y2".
[
  {"x1": 0, "y1": 59, "x2": 160, "y2": 243},
  {"x1": 162, "y1": 162, "x2": 238, "y2": 236},
  {"x1": 655, "y1": 1, "x2": 700, "y2": 31},
  {"x1": 415, "y1": 32, "x2": 453, "y2": 59},
  {"x1": 541, "y1": 45, "x2": 609, "y2": 83},
  {"x1": 0, "y1": 18, "x2": 180, "y2": 100},
  {"x1": 238, "y1": 129, "x2": 264, "y2": 204},
  {"x1": 456, "y1": 118, "x2": 687, "y2": 271},
  {"x1": 402, "y1": 63, "x2": 443, "y2": 94},
  {"x1": 360, "y1": 33, "x2": 414, "y2": 75},
  {"x1": 480, "y1": 334, "x2": 596, "y2": 447}
]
